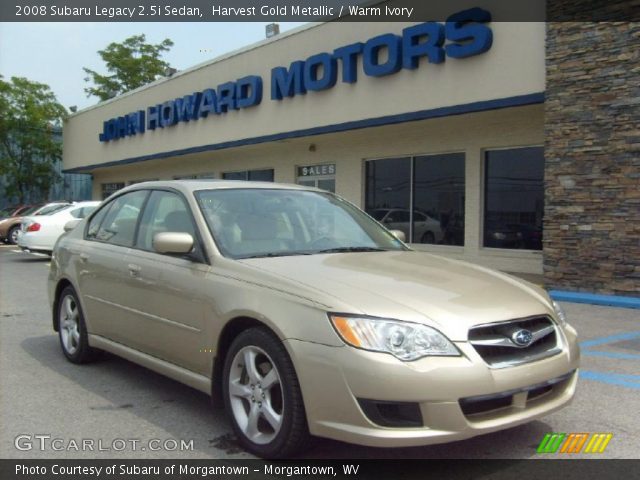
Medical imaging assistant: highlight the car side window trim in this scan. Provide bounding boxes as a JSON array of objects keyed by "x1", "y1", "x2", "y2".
[
  {"x1": 84, "y1": 190, "x2": 150, "y2": 247},
  {"x1": 131, "y1": 187, "x2": 210, "y2": 265}
]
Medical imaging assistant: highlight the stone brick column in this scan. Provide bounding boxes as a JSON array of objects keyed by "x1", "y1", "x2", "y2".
[{"x1": 544, "y1": 20, "x2": 640, "y2": 296}]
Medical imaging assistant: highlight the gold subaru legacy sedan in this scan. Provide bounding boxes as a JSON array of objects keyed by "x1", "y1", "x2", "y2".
[{"x1": 49, "y1": 181, "x2": 579, "y2": 458}]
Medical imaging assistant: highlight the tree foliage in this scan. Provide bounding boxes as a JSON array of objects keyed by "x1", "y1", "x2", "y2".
[
  {"x1": 83, "y1": 34, "x2": 174, "y2": 101},
  {"x1": 0, "y1": 76, "x2": 67, "y2": 203}
]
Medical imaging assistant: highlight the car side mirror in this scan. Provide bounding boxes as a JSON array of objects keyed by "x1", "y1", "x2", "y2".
[
  {"x1": 64, "y1": 219, "x2": 81, "y2": 232},
  {"x1": 390, "y1": 230, "x2": 406, "y2": 242},
  {"x1": 153, "y1": 232, "x2": 194, "y2": 254}
]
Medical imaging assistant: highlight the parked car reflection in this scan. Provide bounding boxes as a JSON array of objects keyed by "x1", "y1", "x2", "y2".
[{"x1": 369, "y1": 208, "x2": 443, "y2": 244}]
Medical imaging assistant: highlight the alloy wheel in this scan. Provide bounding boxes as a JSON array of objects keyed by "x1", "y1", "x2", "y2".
[
  {"x1": 228, "y1": 345, "x2": 284, "y2": 445},
  {"x1": 59, "y1": 294, "x2": 80, "y2": 355}
]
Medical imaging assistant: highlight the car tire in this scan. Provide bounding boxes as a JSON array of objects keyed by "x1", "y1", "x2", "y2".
[
  {"x1": 56, "y1": 286, "x2": 100, "y2": 364},
  {"x1": 7, "y1": 225, "x2": 20, "y2": 245},
  {"x1": 421, "y1": 231, "x2": 435, "y2": 244},
  {"x1": 222, "y1": 327, "x2": 309, "y2": 458}
]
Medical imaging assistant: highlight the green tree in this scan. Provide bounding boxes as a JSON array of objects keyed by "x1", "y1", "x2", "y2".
[
  {"x1": 83, "y1": 34, "x2": 174, "y2": 101},
  {"x1": 0, "y1": 76, "x2": 67, "y2": 203}
]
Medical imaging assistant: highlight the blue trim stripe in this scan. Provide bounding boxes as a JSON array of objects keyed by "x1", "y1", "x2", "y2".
[
  {"x1": 550, "y1": 290, "x2": 640, "y2": 310},
  {"x1": 582, "y1": 351, "x2": 640, "y2": 360},
  {"x1": 580, "y1": 370, "x2": 640, "y2": 390},
  {"x1": 63, "y1": 92, "x2": 545, "y2": 174},
  {"x1": 579, "y1": 332, "x2": 640, "y2": 348}
]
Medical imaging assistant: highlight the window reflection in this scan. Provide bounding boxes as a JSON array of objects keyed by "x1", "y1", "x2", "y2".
[
  {"x1": 365, "y1": 158, "x2": 411, "y2": 241},
  {"x1": 413, "y1": 153, "x2": 465, "y2": 245},
  {"x1": 484, "y1": 147, "x2": 544, "y2": 250},
  {"x1": 365, "y1": 155, "x2": 465, "y2": 246}
]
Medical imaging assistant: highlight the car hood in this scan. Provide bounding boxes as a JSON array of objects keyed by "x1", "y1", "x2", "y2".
[{"x1": 239, "y1": 251, "x2": 553, "y2": 341}]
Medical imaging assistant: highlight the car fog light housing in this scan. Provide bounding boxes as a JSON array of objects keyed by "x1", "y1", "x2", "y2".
[
  {"x1": 551, "y1": 300, "x2": 567, "y2": 327},
  {"x1": 329, "y1": 314, "x2": 460, "y2": 361}
]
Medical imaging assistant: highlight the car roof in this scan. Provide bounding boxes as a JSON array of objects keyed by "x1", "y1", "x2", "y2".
[{"x1": 120, "y1": 180, "x2": 321, "y2": 195}]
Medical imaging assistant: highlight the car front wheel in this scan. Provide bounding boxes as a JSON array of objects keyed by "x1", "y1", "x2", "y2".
[
  {"x1": 223, "y1": 328, "x2": 309, "y2": 458},
  {"x1": 57, "y1": 286, "x2": 99, "y2": 363}
]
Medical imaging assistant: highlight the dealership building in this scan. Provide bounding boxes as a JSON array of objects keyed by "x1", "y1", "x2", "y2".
[{"x1": 63, "y1": 4, "x2": 640, "y2": 297}]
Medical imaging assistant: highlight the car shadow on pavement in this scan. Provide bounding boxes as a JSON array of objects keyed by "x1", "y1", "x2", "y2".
[
  {"x1": 10, "y1": 256, "x2": 50, "y2": 263},
  {"x1": 20, "y1": 334, "x2": 553, "y2": 460}
]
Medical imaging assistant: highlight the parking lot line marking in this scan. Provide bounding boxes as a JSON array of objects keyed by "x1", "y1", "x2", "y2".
[
  {"x1": 580, "y1": 332, "x2": 640, "y2": 348},
  {"x1": 580, "y1": 370, "x2": 640, "y2": 390},
  {"x1": 581, "y1": 350, "x2": 640, "y2": 360}
]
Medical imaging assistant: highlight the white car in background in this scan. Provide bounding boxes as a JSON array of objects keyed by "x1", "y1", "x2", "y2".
[{"x1": 18, "y1": 201, "x2": 101, "y2": 254}]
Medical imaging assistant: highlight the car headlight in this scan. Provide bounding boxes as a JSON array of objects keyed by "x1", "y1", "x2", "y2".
[
  {"x1": 329, "y1": 314, "x2": 460, "y2": 361},
  {"x1": 552, "y1": 300, "x2": 567, "y2": 327}
]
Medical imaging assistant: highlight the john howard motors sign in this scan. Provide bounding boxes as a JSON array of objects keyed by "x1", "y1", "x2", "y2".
[{"x1": 98, "y1": 8, "x2": 493, "y2": 143}]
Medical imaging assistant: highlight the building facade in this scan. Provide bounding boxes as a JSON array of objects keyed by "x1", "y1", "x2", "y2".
[{"x1": 62, "y1": 4, "x2": 640, "y2": 297}]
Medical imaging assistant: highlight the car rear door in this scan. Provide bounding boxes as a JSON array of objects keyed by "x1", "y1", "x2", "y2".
[{"x1": 77, "y1": 190, "x2": 149, "y2": 341}]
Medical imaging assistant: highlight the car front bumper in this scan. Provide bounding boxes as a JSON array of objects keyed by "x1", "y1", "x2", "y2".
[{"x1": 284, "y1": 326, "x2": 579, "y2": 448}]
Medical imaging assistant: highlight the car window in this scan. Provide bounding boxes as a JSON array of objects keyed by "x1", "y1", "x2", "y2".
[
  {"x1": 69, "y1": 207, "x2": 84, "y2": 219},
  {"x1": 390, "y1": 211, "x2": 411, "y2": 223},
  {"x1": 87, "y1": 204, "x2": 113, "y2": 239},
  {"x1": 196, "y1": 188, "x2": 406, "y2": 259},
  {"x1": 91, "y1": 191, "x2": 147, "y2": 246},
  {"x1": 136, "y1": 190, "x2": 196, "y2": 252},
  {"x1": 35, "y1": 204, "x2": 68, "y2": 216},
  {"x1": 80, "y1": 206, "x2": 97, "y2": 218},
  {"x1": 414, "y1": 212, "x2": 427, "y2": 222}
]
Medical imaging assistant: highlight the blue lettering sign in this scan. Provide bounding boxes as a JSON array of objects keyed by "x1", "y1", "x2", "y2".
[
  {"x1": 160, "y1": 101, "x2": 177, "y2": 127},
  {"x1": 304, "y1": 53, "x2": 337, "y2": 91},
  {"x1": 332, "y1": 43, "x2": 363, "y2": 83},
  {"x1": 271, "y1": 61, "x2": 307, "y2": 100},
  {"x1": 445, "y1": 8, "x2": 493, "y2": 59},
  {"x1": 175, "y1": 94, "x2": 201, "y2": 122},
  {"x1": 363, "y1": 33, "x2": 403, "y2": 77},
  {"x1": 99, "y1": 9, "x2": 493, "y2": 142},
  {"x1": 235, "y1": 76, "x2": 263, "y2": 109},
  {"x1": 198, "y1": 89, "x2": 217, "y2": 118},
  {"x1": 147, "y1": 104, "x2": 162, "y2": 130},
  {"x1": 402, "y1": 22, "x2": 445, "y2": 68}
]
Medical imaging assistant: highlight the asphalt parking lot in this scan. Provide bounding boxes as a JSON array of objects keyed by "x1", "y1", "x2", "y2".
[{"x1": 1, "y1": 245, "x2": 639, "y2": 460}]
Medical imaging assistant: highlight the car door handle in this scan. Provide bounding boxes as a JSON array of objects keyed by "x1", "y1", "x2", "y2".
[
  {"x1": 79, "y1": 253, "x2": 89, "y2": 263},
  {"x1": 128, "y1": 264, "x2": 141, "y2": 277}
]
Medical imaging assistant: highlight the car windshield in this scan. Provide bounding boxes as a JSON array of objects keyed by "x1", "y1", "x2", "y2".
[
  {"x1": 33, "y1": 203, "x2": 68, "y2": 216},
  {"x1": 195, "y1": 188, "x2": 408, "y2": 259},
  {"x1": 20, "y1": 205, "x2": 41, "y2": 216}
]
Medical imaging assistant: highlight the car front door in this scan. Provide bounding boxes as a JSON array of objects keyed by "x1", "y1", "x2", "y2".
[{"x1": 118, "y1": 189, "x2": 212, "y2": 375}]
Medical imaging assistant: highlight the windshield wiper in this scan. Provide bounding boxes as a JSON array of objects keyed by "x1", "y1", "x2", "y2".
[
  {"x1": 240, "y1": 252, "x2": 314, "y2": 259},
  {"x1": 314, "y1": 247, "x2": 389, "y2": 254}
]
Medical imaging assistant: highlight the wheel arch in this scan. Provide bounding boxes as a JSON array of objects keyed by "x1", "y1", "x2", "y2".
[
  {"x1": 52, "y1": 278, "x2": 74, "y2": 332},
  {"x1": 211, "y1": 316, "x2": 282, "y2": 406}
]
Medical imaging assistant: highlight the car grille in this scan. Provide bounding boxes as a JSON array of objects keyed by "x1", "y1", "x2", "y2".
[
  {"x1": 459, "y1": 371, "x2": 574, "y2": 417},
  {"x1": 468, "y1": 315, "x2": 561, "y2": 368}
]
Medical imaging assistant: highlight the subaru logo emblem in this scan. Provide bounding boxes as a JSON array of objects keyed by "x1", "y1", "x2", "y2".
[{"x1": 512, "y1": 329, "x2": 533, "y2": 347}]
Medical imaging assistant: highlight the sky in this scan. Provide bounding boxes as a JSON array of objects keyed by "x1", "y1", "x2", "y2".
[{"x1": 0, "y1": 22, "x2": 307, "y2": 111}]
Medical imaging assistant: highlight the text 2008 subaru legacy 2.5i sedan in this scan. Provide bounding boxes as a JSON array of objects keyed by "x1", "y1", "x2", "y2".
[{"x1": 48, "y1": 181, "x2": 579, "y2": 458}]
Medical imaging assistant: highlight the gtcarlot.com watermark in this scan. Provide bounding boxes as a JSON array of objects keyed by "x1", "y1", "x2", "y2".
[{"x1": 14, "y1": 434, "x2": 194, "y2": 452}]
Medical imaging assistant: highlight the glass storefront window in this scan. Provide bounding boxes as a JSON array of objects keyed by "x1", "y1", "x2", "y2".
[
  {"x1": 484, "y1": 147, "x2": 544, "y2": 250},
  {"x1": 365, "y1": 157, "x2": 411, "y2": 241},
  {"x1": 101, "y1": 182, "x2": 125, "y2": 200},
  {"x1": 297, "y1": 164, "x2": 336, "y2": 192},
  {"x1": 365, "y1": 155, "x2": 464, "y2": 246},
  {"x1": 223, "y1": 169, "x2": 274, "y2": 182},
  {"x1": 413, "y1": 153, "x2": 465, "y2": 245}
]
